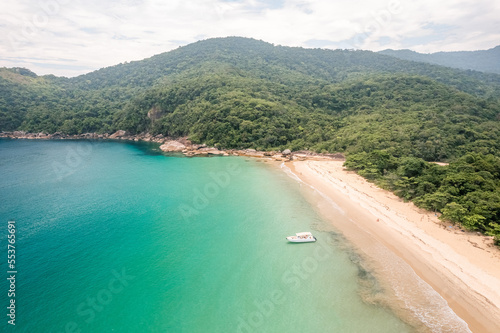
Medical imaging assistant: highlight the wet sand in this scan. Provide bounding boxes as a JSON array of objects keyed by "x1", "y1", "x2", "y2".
[{"x1": 289, "y1": 160, "x2": 500, "y2": 333}]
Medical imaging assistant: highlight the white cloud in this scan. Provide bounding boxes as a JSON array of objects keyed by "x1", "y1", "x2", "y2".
[{"x1": 0, "y1": 0, "x2": 498, "y2": 77}]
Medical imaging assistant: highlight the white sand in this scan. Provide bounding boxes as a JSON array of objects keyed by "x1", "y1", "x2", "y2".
[{"x1": 290, "y1": 160, "x2": 500, "y2": 333}]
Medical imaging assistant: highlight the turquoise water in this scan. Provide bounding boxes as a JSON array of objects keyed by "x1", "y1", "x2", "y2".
[{"x1": 0, "y1": 139, "x2": 412, "y2": 332}]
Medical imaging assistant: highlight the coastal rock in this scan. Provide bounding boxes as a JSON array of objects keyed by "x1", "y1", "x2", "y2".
[
  {"x1": 198, "y1": 147, "x2": 225, "y2": 155},
  {"x1": 272, "y1": 154, "x2": 284, "y2": 161},
  {"x1": 183, "y1": 147, "x2": 228, "y2": 156},
  {"x1": 13, "y1": 131, "x2": 26, "y2": 137},
  {"x1": 153, "y1": 137, "x2": 166, "y2": 143},
  {"x1": 109, "y1": 130, "x2": 127, "y2": 139},
  {"x1": 246, "y1": 151, "x2": 265, "y2": 157},
  {"x1": 160, "y1": 140, "x2": 186, "y2": 152},
  {"x1": 238, "y1": 149, "x2": 264, "y2": 157},
  {"x1": 282, "y1": 149, "x2": 292, "y2": 156},
  {"x1": 177, "y1": 137, "x2": 193, "y2": 147},
  {"x1": 293, "y1": 154, "x2": 308, "y2": 161}
]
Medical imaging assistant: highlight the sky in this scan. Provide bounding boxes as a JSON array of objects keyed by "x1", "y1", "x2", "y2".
[{"x1": 1, "y1": 0, "x2": 499, "y2": 77}]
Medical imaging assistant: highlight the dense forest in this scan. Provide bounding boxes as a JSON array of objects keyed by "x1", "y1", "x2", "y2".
[
  {"x1": 379, "y1": 45, "x2": 500, "y2": 74},
  {"x1": 1, "y1": 37, "x2": 499, "y2": 242}
]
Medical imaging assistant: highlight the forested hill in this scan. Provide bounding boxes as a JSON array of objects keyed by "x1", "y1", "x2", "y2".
[
  {"x1": 1, "y1": 36, "x2": 500, "y2": 242},
  {"x1": 1, "y1": 37, "x2": 500, "y2": 155},
  {"x1": 379, "y1": 45, "x2": 500, "y2": 74}
]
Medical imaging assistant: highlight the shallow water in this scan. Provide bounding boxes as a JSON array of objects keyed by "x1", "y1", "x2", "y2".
[
  {"x1": 281, "y1": 162, "x2": 472, "y2": 333},
  {"x1": 0, "y1": 139, "x2": 412, "y2": 332}
]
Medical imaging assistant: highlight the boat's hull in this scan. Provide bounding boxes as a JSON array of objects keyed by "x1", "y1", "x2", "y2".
[{"x1": 286, "y1": 236, "x2": 317, "y2": 243}]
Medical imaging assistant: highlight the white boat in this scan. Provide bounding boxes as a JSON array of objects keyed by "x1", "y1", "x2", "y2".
[{"x1": 286, "y1": 232, "x2": 317, "y2": 243}]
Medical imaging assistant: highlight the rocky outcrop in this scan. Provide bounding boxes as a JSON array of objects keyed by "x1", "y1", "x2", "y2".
[
  {"x1": 183, "y1": 147, "x2": 229, "y2": 157},
  {"x1": 109, "y1": 130, "x2": 127, "y2": 139},
  {"x1": 147, "y1": 106, "x2": 165, "y2": 121},
  {"x1": 238, "y1": 149, "x2": 265, "y2": 158},
  {"x1": 160, "y1": 140, "x2": 230, "y2": 156},
  {"x1": 12, "y1": 131, "x2": 26, "y2": 137},
  {"x1": 159, "y1": 140, "x2": 186, "y2": 152}
]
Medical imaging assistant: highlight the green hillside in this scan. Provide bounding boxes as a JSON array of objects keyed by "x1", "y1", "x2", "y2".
[
  {"x1": 112, "y1": 71, "x2": 500, "y2": 160},
  {"x1": 2, "y1": 37, "x2": 500, "y2": 149},
  {"x1": 379, "y1": 45, "x2": 500, "y2": 74},
  {"x1": 1, "y1": 37, "x2": 500, "y2": 241}
]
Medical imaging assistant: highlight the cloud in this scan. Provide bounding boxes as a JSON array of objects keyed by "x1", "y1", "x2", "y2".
[{"x1": 0, "y1": 0, "x2": 498, "y2": 77}]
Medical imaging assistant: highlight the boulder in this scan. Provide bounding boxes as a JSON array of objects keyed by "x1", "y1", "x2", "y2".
[
  {"x1": 245, "y1": 151, "x2": 265, "y2": 157},
  {"x1": 160, "y1": 140, "x2": 186, "y2": 152},
  {"x1": 282, "y1": 149, "x2": 292, "y2": 155},
  {"x1": 272, "y1": 155, "x2": 284, "y2": 161},
  {"x1": 198, "y1": 147, "x2": 225, "y2": 155},
  {"x1": 13, "y1": 131, "x2": 26, "y2": 137},
  {"x1": 109, "y1": 130, "x2": 127, "y2": 139}
]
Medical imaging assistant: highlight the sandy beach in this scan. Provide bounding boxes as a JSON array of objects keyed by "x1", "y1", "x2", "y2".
[{"x1": 289, "y1": 160, "x2": 500, "y2": 333}]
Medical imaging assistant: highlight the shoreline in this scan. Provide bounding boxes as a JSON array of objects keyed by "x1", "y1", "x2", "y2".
[
  {"x1": 0, "y1": 131, "x2": 343, "y2": 161},
  {"x1": 289, "y1": 160, "x2": 500, "y2": 333}
]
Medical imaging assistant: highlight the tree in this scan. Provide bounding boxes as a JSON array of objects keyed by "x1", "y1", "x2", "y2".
[{"x1": 441, "y1": 202, "x2": 467, "y2": 224}]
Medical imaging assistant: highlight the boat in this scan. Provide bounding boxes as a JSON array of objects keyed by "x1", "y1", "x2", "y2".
[{"x1": 286, "y1": 232, "x2": 317, "y2": 243}]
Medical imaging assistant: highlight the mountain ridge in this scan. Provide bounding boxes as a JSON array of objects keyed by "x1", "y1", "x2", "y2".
[
  {"x1": 379, "y1": 45, "x2": 500, "y2": 74},
  {"x1": 1, "y1": 36, "x2": 499, "y2": 152},
  {"x1": 3, "y1": 37, "x2": 500, "y2": 93}
]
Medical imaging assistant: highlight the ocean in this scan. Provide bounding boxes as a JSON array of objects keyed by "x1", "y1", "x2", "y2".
[{"x1": 0, "y1": 139, "x2": 413, "y2": 332}]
